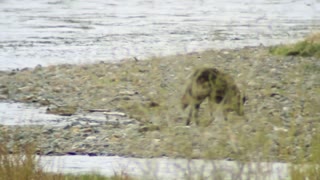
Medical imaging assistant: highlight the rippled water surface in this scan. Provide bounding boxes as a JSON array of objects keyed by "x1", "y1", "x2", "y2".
[
  {"x1": 1, "y1": 0, "x2": 320, "y2": 70},
  {"x1": 0, "y1": 0, "x2": 319, "y2": 178}
]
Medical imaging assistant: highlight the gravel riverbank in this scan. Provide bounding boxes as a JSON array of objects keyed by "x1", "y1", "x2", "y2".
[{"x1": 0, "y1": 46, "x2": 319, "y2": 162}]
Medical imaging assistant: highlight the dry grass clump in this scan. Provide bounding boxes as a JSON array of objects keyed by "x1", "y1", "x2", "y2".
[
  {"x1": 0, "y1": 136, "x2": 56, "y2": 180},
  {"x1": 290, "y1": 133, "x2": 320, "y2": 180},
  {"x1": 270, "y1": 32, "x2": 320, "y2": 58},
  {"x1": 0, "y1": 132, "x2": 134, "y2": 180}
]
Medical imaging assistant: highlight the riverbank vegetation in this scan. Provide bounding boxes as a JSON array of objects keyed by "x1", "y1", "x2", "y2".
[
  {"x1": 1, "y1": 124, "x2": 319, "y2": 179},
  {"x1": 270, "y1": 32, "x2": 320, "y2": 58},
  {"x1": 263, "y1": 32, "x2": 320, "y2": 179},
  {"x1": 0, "y1": 133, "x2": 133, "y2": 180}
]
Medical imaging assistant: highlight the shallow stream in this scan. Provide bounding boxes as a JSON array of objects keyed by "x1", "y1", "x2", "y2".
[{"x1": 39, "y1": 155, "x2": 289, "y2": 179}]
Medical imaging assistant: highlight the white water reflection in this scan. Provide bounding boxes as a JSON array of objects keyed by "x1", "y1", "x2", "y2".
[
  {"x1": 40, "y1": 155, "x2": 289, "y2": 180},
  {"x1": 0, "y1": 102, "x2": 68, "y2": 126},
  {"x1": 0, "y1": 0, "x2": 320, "y2": 70}
]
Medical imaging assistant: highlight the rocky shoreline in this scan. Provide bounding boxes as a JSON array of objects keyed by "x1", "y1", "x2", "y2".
[{"x1": 0, "y1": 46, "x2": 319, "y2": 162}]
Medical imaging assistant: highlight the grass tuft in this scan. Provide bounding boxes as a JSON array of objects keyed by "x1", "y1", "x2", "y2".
[
  {"x1": 270, "y1": 32, "x2": 320, "y2": 58},
  {"x1": 0, "y1": 133, "x2": 135, "y2": 180},
  {"x1": 290, "y1": 133, "x2": 320, "y2": 180}
]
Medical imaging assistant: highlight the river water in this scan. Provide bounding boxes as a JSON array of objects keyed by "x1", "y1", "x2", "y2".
[
  {"x1": 1, "y1": 0, "x2": 320, "y2": 70},
  {"x1": 1, "y1": 0, "x2": 319, "y2": 178},
  {"x1": 39, "y1": 155, "x2": 289, "y2": 179}
]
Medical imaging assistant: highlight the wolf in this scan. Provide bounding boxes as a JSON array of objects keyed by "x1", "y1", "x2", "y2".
[{"x1": 181, "y1": 67, "x2": 245, "y2": 125}]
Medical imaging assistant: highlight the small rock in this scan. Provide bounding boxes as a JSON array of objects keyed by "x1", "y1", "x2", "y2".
[
  {"x1": 105, "y1": 118, "x2": 120, "y2": 127},
  {"x1": 104, "y1": 111, "x2": 126, "y2": 117},
  {"x1": 42, "y1": 128, "x2": 54, "y2": 134},
  {"x1": 273, "y1": 126, "x2": 288, "y2": 132},
  {"x1": 247, "y1": 80, "x2": 257, "y2": 87},
  {"x1": 107, "y1": 134, "x2": 122, "y2": 143},
  {"x1": 46, "y1": 105, "x2": 77, "y2": 116},
  {"x1": 138, "y1": 124, "x2": 160, "y2": 132},
  {"x1": 85, "y1": 136, "x2": 97, "y2": 140},
  {"x1": 88, "y1": 122, "x2": 100, "y2": 126},
  {"x1": 21, "y1": 95, "x2": 38, "y2": 103},
  {"x1": 34, "y1": 64, "x2": 43, "y2": 71},
  {"x1": 148, "y1": 101, "x2": 160, "y2": 107},
  {"x1": 121, "y1": 119, "x2": 137, "y2": 125},
  {"x1": 71, "y1": 127, "x2": 81, "y2": 134},
  {"x1": 0, "y1": 86, "x2": 8, "y2": 95},
  {"x1": 81, "y1": 127, "x2": 94, "y2": 133},
  {"x1": 88, "y1": 153, "x2": 98, "y2": 156},
  {"x1": 0, "y1": 94, "x2": 8, "y2": 100},
  {"x1": 52, "y1": 87, "x2": 62, "y2": 93},
  {"x1": 38, "y1": 98, "x2": 51, "y2": 106},
  {"x1": 118, "y1": 90, "x2": 138, "y2": 96},
  {"x1": 66, "y1": 152, "x2": 77, "y2": 155},
  {"x1": 151, "y1": 138, "x2": 161, "y2": 149}
]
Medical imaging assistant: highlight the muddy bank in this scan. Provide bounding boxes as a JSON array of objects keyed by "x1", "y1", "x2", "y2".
[{"x1": 0, "y1": 46, "x2": 319, "y2": 162}]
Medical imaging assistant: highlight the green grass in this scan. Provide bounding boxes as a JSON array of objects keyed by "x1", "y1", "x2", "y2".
[
  {"x1": 270, "y1": 32, "x2": 320, "y2": 58},
  {"x1": 290, "y1": 133, "x2": 320, "y2": 180}
]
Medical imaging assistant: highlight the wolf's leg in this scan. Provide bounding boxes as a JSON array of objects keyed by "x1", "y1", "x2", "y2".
[
  {"x1": 186, "y1": 106, "x2": 193, "y2": 125},
  {"x1": 215, "y1": 96, "x2": 228, "y2": 121},
  {"x1": 207, "y1": 98, "x2": 216, "y2": 125},
  {"x1": 186, "y1": 103, "x2": 200, "y2": 125},
  {"x1": 194, "y1": 104, "x2": 201, "y2": 125},
  {"x1": 186, "y1": 109, "x2": 192, "y2": 125},
  {"x1": 213, "y1": 95, "x2": 226, "y2": 121}
]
